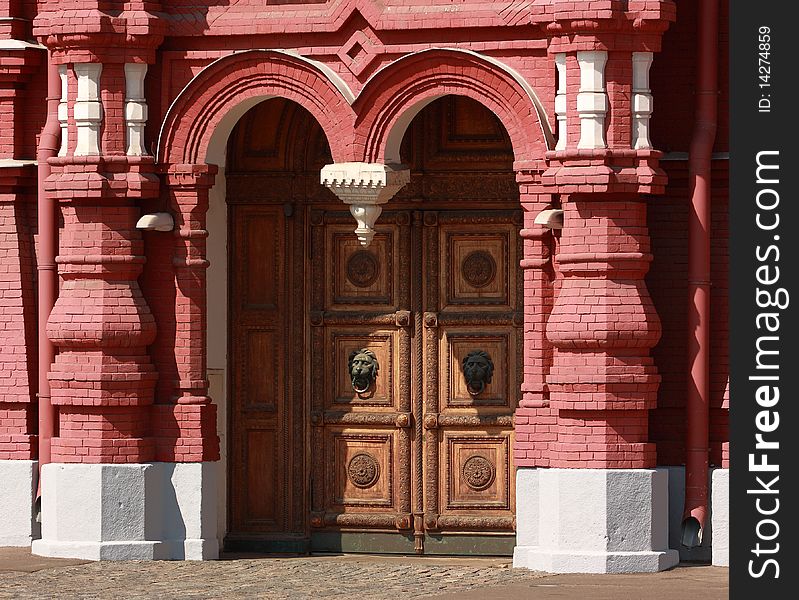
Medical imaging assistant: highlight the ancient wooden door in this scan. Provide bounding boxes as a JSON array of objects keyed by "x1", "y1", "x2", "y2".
[
  {"x1": 227, "y1": 95, "x2": 521, "y2": 555},
  {"x1": 309, "y1": 209, "x2": 521, "y2": 555},
  {"x1": 228, "y1": 203, "x2": 308, "y2": 550}
]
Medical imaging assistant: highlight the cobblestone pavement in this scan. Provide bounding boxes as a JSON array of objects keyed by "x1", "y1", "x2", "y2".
[
  {"x1": 0, "y1": 550, "x2": 728, "y2": 600},
  {"x1": 0, "y1": 554, "x2": 541, "y2": 599}
]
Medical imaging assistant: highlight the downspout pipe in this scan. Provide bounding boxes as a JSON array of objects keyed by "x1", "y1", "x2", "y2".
[
  {"x1": 36, "y1": 51, "x2": 61, "y2": 507},
  {"x1": 682, "y1": 0, "x2": 719, "y2": 548}
]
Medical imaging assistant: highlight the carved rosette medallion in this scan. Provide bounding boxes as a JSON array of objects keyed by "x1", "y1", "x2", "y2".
[
  {"x1": 462, "y1": 455, "x2": 495, "y2": 491},
  {"x1": 461, "y1": 250, "x2": 496, "y2": 288},
  {"x1": 347, "y1": 250, "x2": 380, "y2": 287},
  {"x1": 348, "y1": 453, "x2": 380, "y2": 488}
]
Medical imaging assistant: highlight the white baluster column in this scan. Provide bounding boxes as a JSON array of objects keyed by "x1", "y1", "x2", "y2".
[
  {"x1": 124, "y1": 63, "x2": 148, "y2": 156},
  {"x1": 73, "y1": 63, "x2": 103, "y2": 156},
  {"x1": 632, "y1": 52, "x2": 654, "y2": 149},
  {"x1": 576, "y1": 51, "x2": 608, "y2": 149},
  {"x1": 554, "y1": 53, "x2": 568, "y2": 150},
  {"x1": 57, "y1": 65, "x2": 69, "y2": 157}
]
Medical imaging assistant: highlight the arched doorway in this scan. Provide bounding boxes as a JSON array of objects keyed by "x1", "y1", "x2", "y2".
[
  {"x1": 225, "y1": 98, "x2": 333, "y2": 550},
  {"x1": 227, "y1": 95, "x2": 521, "y2": 555}
]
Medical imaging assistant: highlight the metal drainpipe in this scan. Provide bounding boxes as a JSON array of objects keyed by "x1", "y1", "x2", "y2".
[
  {"x1": 682, "y1": 0, "x2": 719, "y2": 548},
  {"x1": 35, "y1": 52, "x2": 61, "y2": 510}
]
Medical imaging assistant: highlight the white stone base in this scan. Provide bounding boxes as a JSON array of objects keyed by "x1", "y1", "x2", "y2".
[
  {"x1": 513, "y1": 468, "x2": 679, "y2": 574},
  {"x1": 32, "y1": 462, "x2": 218, "y2": 561},
  {"x1": 711, "y1": 469, "x2": 729, "y2": 566},
  {"x1": 0, "y1": 460, "x2": 39, "y2": 546}
]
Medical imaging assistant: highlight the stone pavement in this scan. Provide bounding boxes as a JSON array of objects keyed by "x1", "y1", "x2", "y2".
[{"x1": 0, "y1": 548, "x2": 728, "y2": 600}]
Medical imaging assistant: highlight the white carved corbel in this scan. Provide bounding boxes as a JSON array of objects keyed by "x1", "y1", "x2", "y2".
[{"x1": 321, "y1": 162, "x2": 410, "y2": 246}]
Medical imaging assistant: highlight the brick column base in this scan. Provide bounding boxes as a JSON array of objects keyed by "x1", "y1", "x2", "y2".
[{"x1": 152, "y1": 404, "x2": 219, "y2": 462}]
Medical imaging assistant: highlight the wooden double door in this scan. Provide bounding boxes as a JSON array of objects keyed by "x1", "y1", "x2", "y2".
[{"x1": 229, "y1": 204, "x2": 522, "y2": 555}]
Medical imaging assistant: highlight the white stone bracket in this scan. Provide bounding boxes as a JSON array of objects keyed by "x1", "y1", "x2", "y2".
[{"x1": 321, "y1": 162, "x2": 410, "y2": 246}]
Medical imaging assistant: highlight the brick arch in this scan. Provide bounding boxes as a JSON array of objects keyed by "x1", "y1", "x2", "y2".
[
  {"x1": 157, "y1": 50, "x2": 356, "y2": 166},
  {"x1": 355, "y1": 49, "x2": 553, "y2": 165}
]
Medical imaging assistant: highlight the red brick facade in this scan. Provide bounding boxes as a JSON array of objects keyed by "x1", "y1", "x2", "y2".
[
  {"x1": 1, "y1": 0, "x2": 728, "y2": 476},
  {"x1": 0, "y1": 163, "x2": 37, "y2": 460}
]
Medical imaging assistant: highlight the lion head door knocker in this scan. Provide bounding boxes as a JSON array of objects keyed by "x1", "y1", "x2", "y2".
[
  {"x1": 461, "y1": 350, "x2": 494, "y2": 396},
  {"x1": 348, "y1": 348, "x2": 379, "y2": 396}
]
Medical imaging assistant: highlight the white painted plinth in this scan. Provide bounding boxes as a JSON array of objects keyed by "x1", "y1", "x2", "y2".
[
  {"x1": 32, "y1": 462, "x2": 218, "y2": 561},
  {"x1": 0, "y1": 460, "x2": 38, "y2": 546},
  {"x1": 711, "y1": 468, "x2": 729, "y2": 567},
  {"x1": 513, "y1": 468, "x2": 679, "y2": 573}
]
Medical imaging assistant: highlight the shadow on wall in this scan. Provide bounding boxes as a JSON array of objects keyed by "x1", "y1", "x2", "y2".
[{"x1": 146, "y1": 464, "x2": 188, "y2": 558}]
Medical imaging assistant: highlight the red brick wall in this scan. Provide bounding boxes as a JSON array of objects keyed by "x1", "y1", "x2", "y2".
[
  {"x1": 0, "y1": 181, "x2": 37, "y2": 460},
  {"x1": 650, "y1": 0, "x2": 730, "y2": 156},
  {"x1": 647, "y1": 0, "x2": 730, "y2": 467},
  {"x1": 647, "y1": 163, "x2": 729, "y2": 467},
  {"x1": 0, "y1": 0, "x2": 729, "y2": 469},
  {"x1": 0, "y1": 0, "x2": 44, "y2": 460}
]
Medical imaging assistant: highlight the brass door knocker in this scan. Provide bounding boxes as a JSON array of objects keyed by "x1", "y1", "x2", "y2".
[
  {"x1": 349, "y1": 348, "x2": 379, "y2": 395},
  {"x1": 462, "y1": 350, "x2": 494, "y2": 396}
]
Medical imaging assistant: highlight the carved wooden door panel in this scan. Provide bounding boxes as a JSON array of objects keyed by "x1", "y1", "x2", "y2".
[
  {"x1": 309, "y1": 210, "x2": 415, "y2": 552},
  {"x1": 310, "y1": 208, "x2": 521, "y2": 554},
  {"x1": 228, "y1": 204, "x2": 306, "y2": 547},
  {"x1": 421, "y1": 210, "x2": 521, "y2": 554}
]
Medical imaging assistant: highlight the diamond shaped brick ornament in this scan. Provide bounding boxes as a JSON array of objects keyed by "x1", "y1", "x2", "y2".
[{"x1": 338, "y1": 29, "x2": 381, "y2": 77}]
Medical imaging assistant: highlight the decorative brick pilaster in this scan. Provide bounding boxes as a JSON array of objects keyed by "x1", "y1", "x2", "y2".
[
  {"x1": 533, "y1": 0, "x2": 674, "y2": 471},
  {"x1": 31, "y1": 0, "x2": 167, "y2": 466},
  {"x1": 154, "y1": 164, "x2": 220, "y2": 462},
  {"x1": 514, "y1": 171, "x2": 556, "y2": 468},
  {"x1": 546, "y1": 194, "x2": 660, "y2": 468},
  {"x1": 45, "y1": 156, "x2": 159, "y2": 463},
  {"x1": 541, "y1": 0, "x2": 675, "y2": 163}
]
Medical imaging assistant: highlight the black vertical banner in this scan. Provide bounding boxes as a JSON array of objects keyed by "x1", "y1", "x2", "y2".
[{"x1": 730, "y1": 1, "x2": 799, "y2": 597}]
